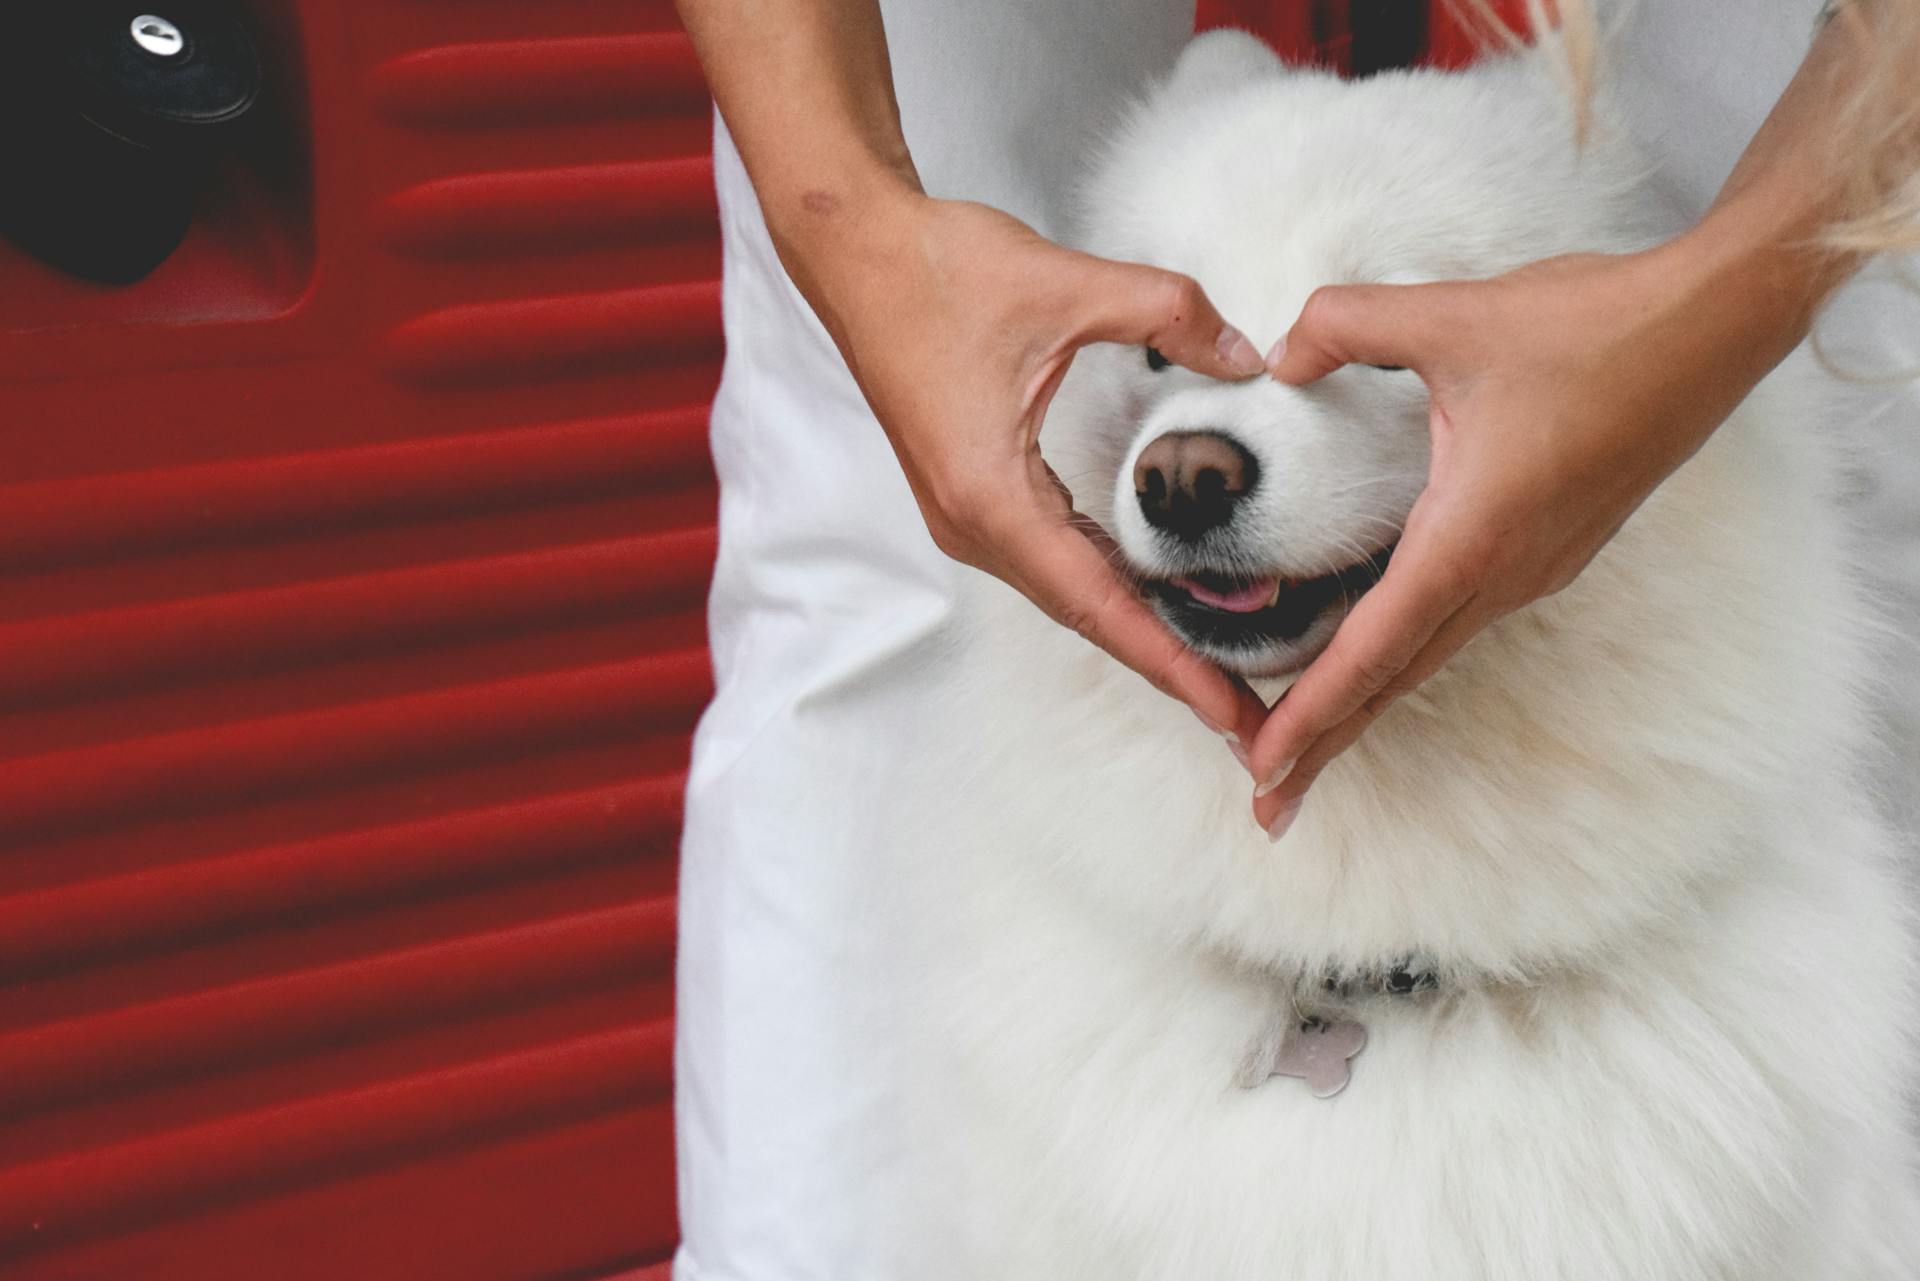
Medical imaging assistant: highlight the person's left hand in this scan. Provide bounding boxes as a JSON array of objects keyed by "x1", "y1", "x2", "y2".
[{"x1": 1243, "y1": 242, "x2": 1813, "y2": 839}]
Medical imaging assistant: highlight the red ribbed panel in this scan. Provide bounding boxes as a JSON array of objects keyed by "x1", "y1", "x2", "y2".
[
  {"x1": 382, "y1": 282, "x2": 726, "y2": 388},
  {"x1": 0, "y1": 408, "x2": 712, "y2": 572},
  {"x1": 380, "y1": 159, "x2": 721, "y2": 257},
  {"x1": 0, "y1": 0, "x2": 711, "y2": 1276},
  {"x1": 367, "y1": 34, "x2": 712, "y2": 127}
]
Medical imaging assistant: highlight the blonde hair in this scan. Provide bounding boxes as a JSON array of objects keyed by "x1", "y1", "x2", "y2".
[
  {"x1": 1822, "y1": 0, "x2": 1920, "y2": 251},
  {"x1": 1447, "y1": 0, "x2": 1920, "y2": 252}
]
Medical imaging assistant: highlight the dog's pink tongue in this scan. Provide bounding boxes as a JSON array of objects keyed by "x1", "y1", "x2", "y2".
[{"x1": 1173, "y1": 575, "x2": 1279, "y2": 613}]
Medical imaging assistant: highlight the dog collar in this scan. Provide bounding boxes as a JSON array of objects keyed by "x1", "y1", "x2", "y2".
[
  {"x1": 1256, "y1": 954, "x2": 1439, "y2": 1099},
  {"x1": 1317, "y1": 954, "x2": 1440, "y2": 1002}
]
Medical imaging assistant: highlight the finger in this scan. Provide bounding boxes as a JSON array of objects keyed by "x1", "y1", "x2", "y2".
[
  {"x1": 1245, "y1": 528, "x2": 1478, "y2": 795},
  {"x1": 1059, "y1": 505, "x2": 1270, "y2": 748},
  {"x1": 1250, "y1": 602, "x2": 1488, "y2": 833},
  {"x1": 1267, "y1": 283, "x2": 1439, "y2": 386},
  {"x1": 1067, "y1": 257, "x2": 1266, "y2": 380},
  {"x1": 996, "y1": 507, "x2": 1266, "y2": 756}
]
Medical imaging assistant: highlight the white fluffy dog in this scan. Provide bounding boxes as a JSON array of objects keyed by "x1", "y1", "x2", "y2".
[{"x1": 878, "y1": 31, "x2": 1920, "y2": 1279}]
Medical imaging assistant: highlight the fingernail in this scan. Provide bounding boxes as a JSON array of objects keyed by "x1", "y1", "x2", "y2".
[
  {"x1": 1191, "y1": 707, "x2": 1229, "y2": 737},
  {"x1": 1253, "y1": 758, "x2": 1295, "y2": 798},
  {"x1": 1191, "y1": 709, "x2": 1252, "y2": 770},
  {"x1": 1217, "y1": 325, "x2": 1264, "y2": 377},
  {"x1": 1265, "y1": 335, "x2": 1287, "y2": 369},
  {"x1": 1267, "y1": 801, "x2": 1303, "y2": 844}
]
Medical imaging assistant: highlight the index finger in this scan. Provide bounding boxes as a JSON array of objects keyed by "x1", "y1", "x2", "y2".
[
  {"x1": 995, "y1": 507, "x2": 1267, "y2": 751},
  {"x1": 1268, "y1": 283, "x2": 1438, "y2": 386},
  {"x1": 1244, "y1": 526, "x2": 1477, "y2": 791},
  {"x1": 1067, "y1": 256, "x2": 1266, "y2": 381}
]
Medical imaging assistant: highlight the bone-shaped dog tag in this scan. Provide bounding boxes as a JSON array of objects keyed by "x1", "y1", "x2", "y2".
[{"x1": 1269, "y1": 1017, "x2": 1367, "y2": 1098}]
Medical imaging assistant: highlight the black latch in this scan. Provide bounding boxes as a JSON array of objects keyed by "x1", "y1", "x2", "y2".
[{"x1": 0, "y1": 2, "x2": 262, "y2": 284}]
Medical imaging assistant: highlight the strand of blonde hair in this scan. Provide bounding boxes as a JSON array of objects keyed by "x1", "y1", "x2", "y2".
[{"x1": 1444, "y1": 0, "x2": 1920, "y2": 252}]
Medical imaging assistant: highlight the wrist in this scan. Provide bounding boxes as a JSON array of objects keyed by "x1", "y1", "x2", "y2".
[
  {"x1": 1664, "y1": 13, "x2": 1866, "y2": 356},
  {"x1": 1660, "y1": 194, "x2": 1848, "y2": 369},
  {"x1": 760, "y1": 153, "x2": 927, "y2": 297}
]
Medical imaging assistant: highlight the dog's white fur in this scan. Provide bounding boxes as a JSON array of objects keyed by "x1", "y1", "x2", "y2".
[{"x1": 877, "y1": 33, "x2": 1920, "y2": 1279}]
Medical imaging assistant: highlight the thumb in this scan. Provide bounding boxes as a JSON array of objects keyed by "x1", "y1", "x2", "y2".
[
  {"x1": 1068, "y1": 256, "x2": 1266, "y2": 380},
  {"x1": 1269, "y1": 283, "x2": 1436, "y2": 386}
]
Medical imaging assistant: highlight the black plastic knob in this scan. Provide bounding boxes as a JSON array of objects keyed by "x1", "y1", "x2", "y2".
[{"x1": 0, "y1": 2, "x2": 262, "y2": 284}]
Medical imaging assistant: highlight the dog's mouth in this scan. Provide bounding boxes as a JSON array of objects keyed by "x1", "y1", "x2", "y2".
[{"x1": 1144, "y1": 543, "x2": 1396, "y2": 655}]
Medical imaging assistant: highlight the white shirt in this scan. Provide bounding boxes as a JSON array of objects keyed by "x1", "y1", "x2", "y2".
[
  {"x1": 677, "y1": 8, "x2": 1192, "y2": 1279},
  {"x1": 675, "y1": 5, "x2": 1919, "y2": 1277}
]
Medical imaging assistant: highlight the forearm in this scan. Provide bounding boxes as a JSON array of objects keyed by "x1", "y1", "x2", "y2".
[
  {"x1": 673, "y1": 0, "x2": 927, "y2": 308},
  {"x1": 1666, "y1": 10, "x2": 1907, "y2": 365}
]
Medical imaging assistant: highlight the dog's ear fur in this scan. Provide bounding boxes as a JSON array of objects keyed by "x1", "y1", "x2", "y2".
[{"x1": 1158, "y1": 28, "x2": 1291, "y2": 109}]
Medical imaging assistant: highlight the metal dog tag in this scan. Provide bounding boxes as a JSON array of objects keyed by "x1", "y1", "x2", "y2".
[{"x1": 1268, "y1": 1017, "x2": 1367, "y2": 1098}]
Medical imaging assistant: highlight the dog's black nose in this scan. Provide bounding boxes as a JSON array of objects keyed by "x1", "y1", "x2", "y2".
[{"x1": 1133, "y1": 431, "x2": 1258, "y2": 541}]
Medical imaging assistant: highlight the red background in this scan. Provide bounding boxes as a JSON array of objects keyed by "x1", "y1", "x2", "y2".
[{"x1": 0, "y1": 3, "x2": 1516, "y2": 1277}]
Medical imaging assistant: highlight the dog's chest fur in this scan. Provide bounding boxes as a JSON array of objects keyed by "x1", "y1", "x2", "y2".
[
  {"x1": 896, "y1": 397, "x2": 1920, "y2": 1254},
  {"x1": 891, "y1": 748, "x2": 1914, "y2": 1279}
]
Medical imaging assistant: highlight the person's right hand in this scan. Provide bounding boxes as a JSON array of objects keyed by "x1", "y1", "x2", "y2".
[{"x1": 796, "y1": 193, "x2": 1271, "y2": 754}]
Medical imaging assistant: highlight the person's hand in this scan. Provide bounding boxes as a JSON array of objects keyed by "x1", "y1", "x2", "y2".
[
  {"x1": 1245, "y1": 240, "x2": 1816, "y2": 836},
  {"x1": 803, "y1": 193, "x2": 1273, "y2": 752}
]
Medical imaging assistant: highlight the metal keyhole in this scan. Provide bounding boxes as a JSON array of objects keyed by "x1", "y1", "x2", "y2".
[{"x1": 130, "y1": 15, "x2": 187, "y2": 58}]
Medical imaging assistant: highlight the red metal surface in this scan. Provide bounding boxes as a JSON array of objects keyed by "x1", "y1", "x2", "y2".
[
  {"x1": 0, "y1": 2, "x2": 709, "y2": 1277},
  {"x1": 0, "y1": 4, "x2": 1465, "y2": 1278},
  {"x1": 1200, "y1": 1, "x2": 1526, "y2": 76},
  {"x1": 1425, "y1": 0, "x2": 1541, "y2": 67}
]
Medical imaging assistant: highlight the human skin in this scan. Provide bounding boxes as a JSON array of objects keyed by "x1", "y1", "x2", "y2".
[
  {"x1": 675, "y1": 2, "x2": 1905, "y2": 833},
  {"x1": 1245, "y1": 14, "x2": 1895, "y2": 836},
  {"x1": 674, "y1": 0, "x2": 1274, "y2": 755}
]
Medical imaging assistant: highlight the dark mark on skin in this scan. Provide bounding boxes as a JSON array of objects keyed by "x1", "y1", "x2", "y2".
[{"x1": 802, "y1": 190, "x2": 841, "y2": 215}]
